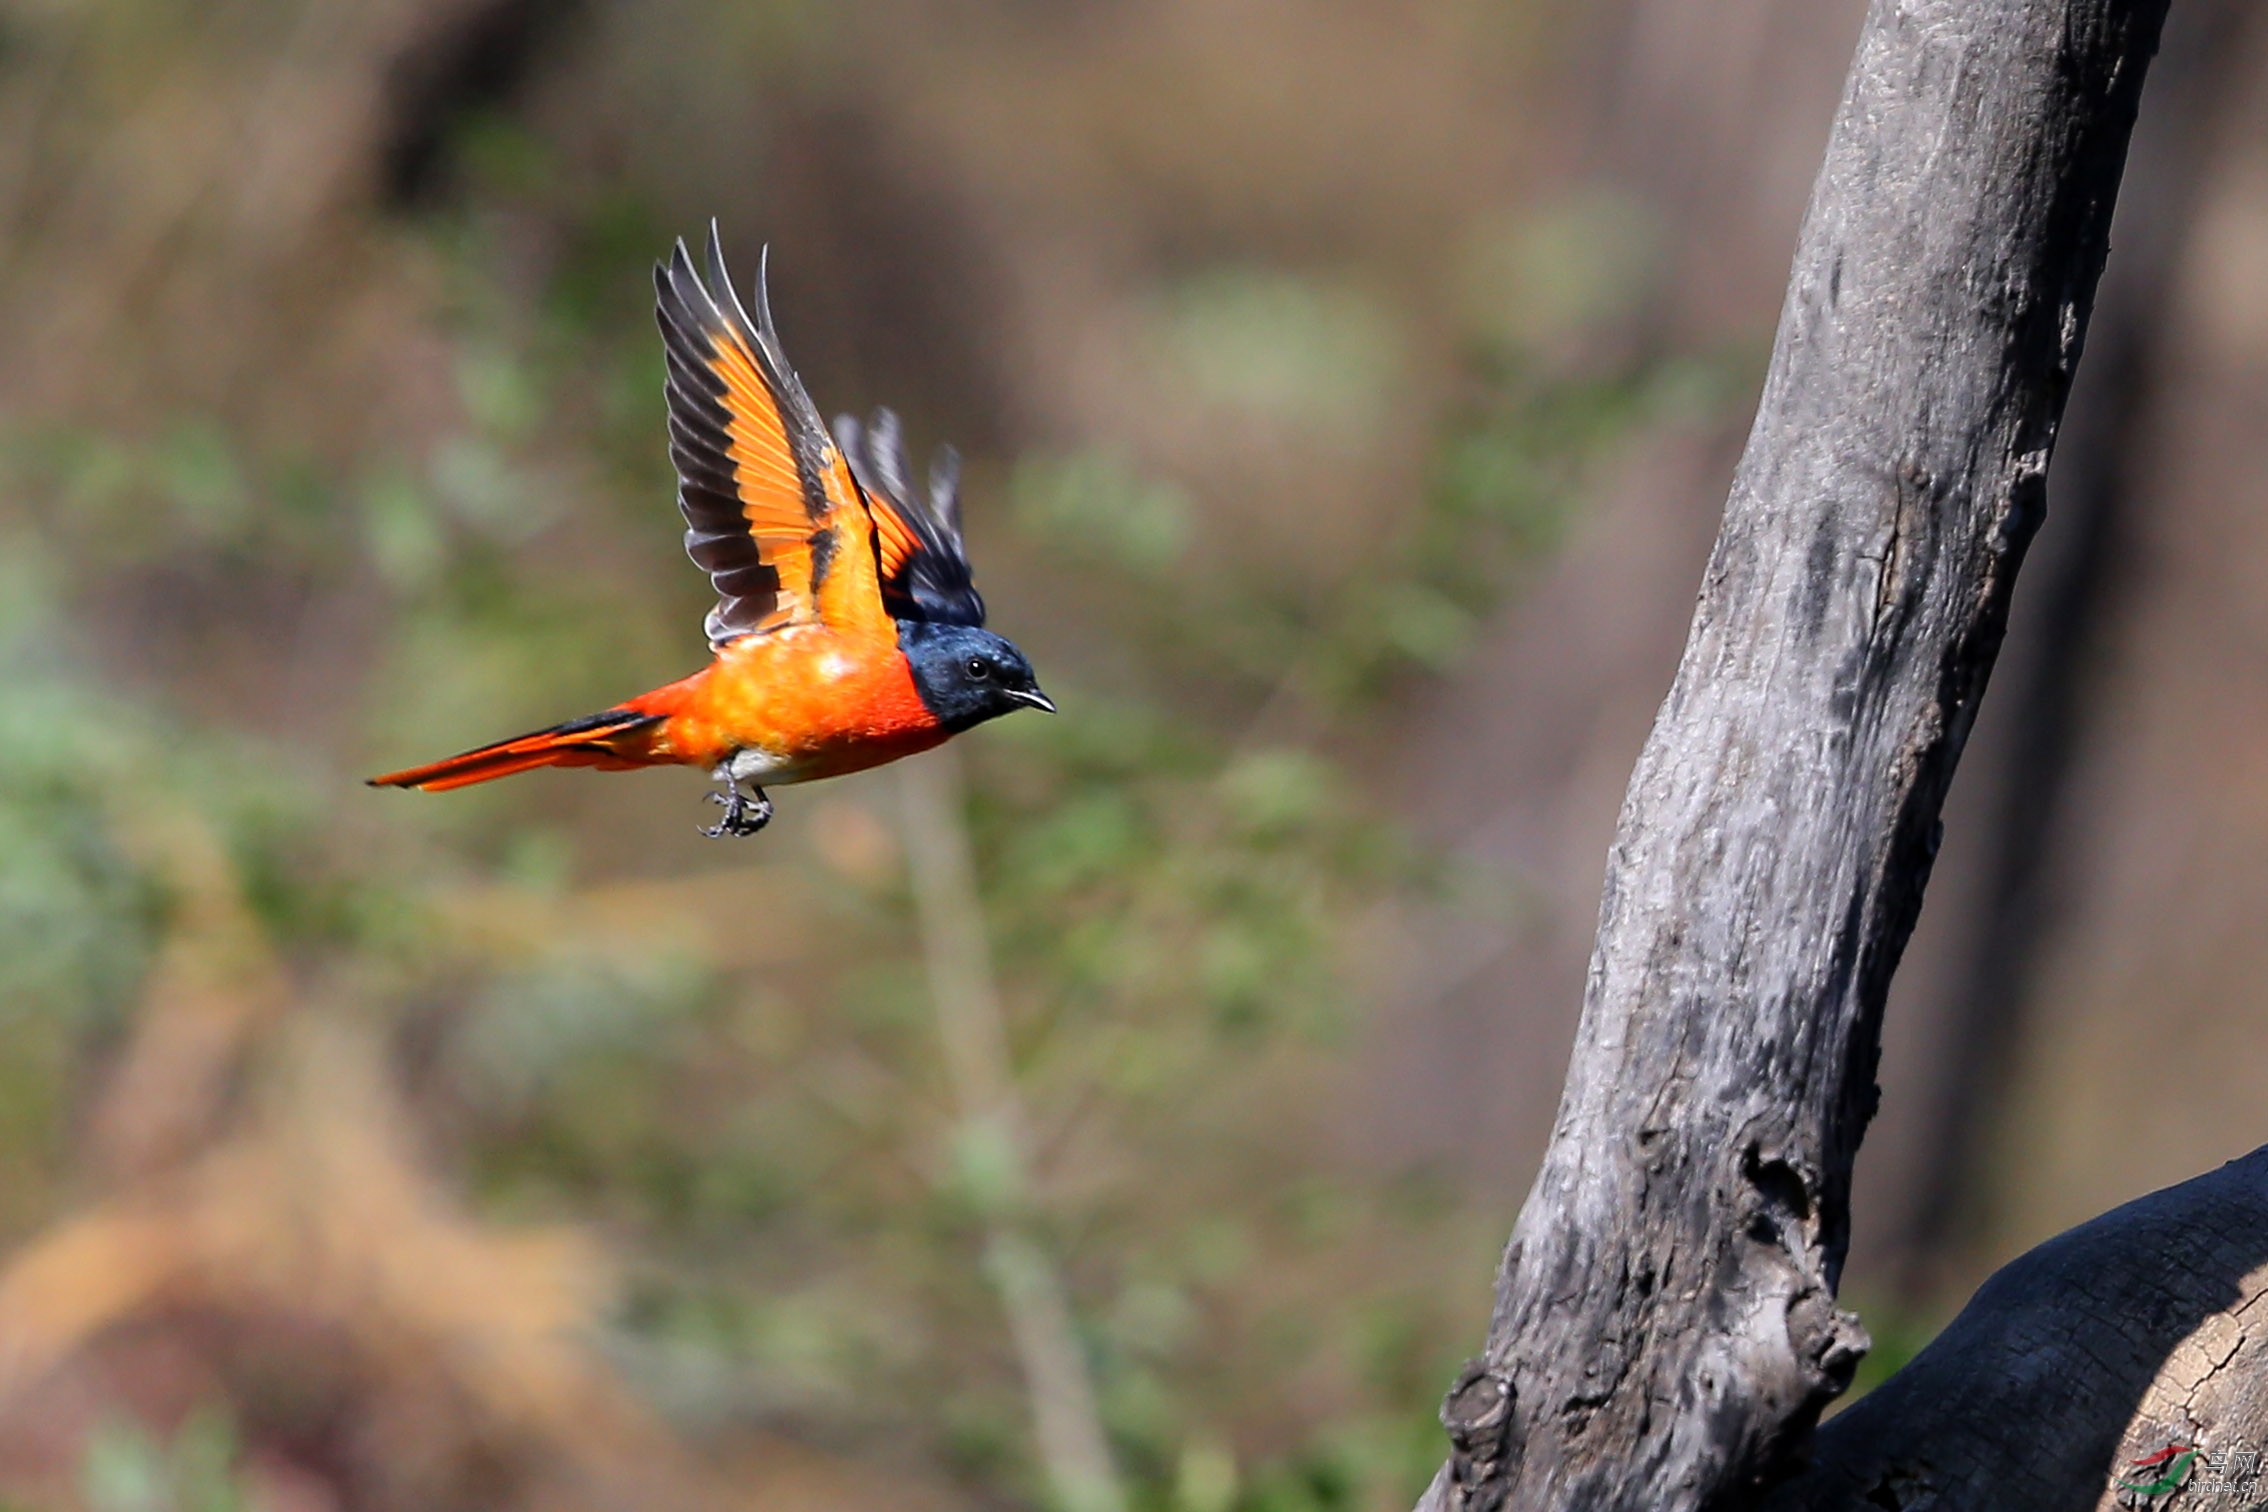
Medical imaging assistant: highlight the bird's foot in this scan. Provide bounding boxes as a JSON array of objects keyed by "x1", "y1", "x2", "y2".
[{"x1": 700, "y1": 781, "x2": 773, "y2": 838}]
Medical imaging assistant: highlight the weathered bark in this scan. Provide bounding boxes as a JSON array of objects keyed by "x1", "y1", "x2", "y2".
[
  {"x1": 1420, "y1": 2, "x2": 2168, "y2": 1508},
  {"x1": 1769, "y1": 1147, "x2": 2268, "y2": 1511}
]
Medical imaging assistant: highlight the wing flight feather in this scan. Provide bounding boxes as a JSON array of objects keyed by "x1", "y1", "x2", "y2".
[
  {"x1": 656, "y1": 224, "x2": 881, "y2": 645},
  {"x1": 834, "y1": 408, "x2": 986, "y2": 628}
]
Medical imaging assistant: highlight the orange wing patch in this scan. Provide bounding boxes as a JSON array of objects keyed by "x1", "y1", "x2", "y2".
[
  {"x1": 657, "y1": 226, "x2": 885, "y2": 646},
  {"x1": 865, "y1": 478, "x2": 925, "y2": 588},
  {"x1": 835, "y1": 409, "x2": 987, "y2": 628}
]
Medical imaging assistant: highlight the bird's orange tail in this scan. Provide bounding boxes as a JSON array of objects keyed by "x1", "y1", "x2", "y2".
[{"x1": 368, "y1": 709, "x2": 668, "y2": 792}]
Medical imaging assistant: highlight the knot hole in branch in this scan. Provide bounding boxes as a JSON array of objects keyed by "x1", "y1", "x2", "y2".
[
  {"x1": 1739, "y1": 1142, "x2": 1869, "y2": 1398},
  {"x1": 1741, "y1": 1142, "x2": 1814, "y2": 1247}
]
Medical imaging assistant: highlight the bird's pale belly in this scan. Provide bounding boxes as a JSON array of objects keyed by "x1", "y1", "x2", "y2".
[
  {"x1": 719, "y1": 745, "x2": 806, "y2": 783},
  {"x1": 715, "y1": 722, "x2": 950, "y2": 787}
]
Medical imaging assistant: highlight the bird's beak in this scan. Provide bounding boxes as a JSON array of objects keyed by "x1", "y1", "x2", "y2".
[{"x1": 1008, "y1": 686, "x2": 1057, "y2": 714}]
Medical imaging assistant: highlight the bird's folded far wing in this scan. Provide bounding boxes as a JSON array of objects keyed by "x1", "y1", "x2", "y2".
[
  {"x1": 657, "y1": 225, "x2": 883, "y2": 647},
  {"x1": 834, "y1": 408, "x2": 986, "y2": 628}
]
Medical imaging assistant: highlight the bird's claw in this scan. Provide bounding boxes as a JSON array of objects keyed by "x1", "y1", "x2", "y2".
[{"x1": 700, "y1": 783, "x2": 772, "y2": 838}]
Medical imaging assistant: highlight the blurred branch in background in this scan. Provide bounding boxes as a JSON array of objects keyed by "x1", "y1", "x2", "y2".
[
  {"x1": 0, "y1": 815, "x2": 733, "y2": 1512},
  {"x1": 84, "y1": 810, "x2": 291, "y2": 1186},
  {"x1": 899, "y1": 748, "x2": 1125, "y2": 1512},
  {"x1": 1876, "y1": 0, "x2": 2261, "y2": 1299}
]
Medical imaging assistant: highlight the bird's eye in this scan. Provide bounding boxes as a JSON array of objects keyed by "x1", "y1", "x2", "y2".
[{"x1": 965, "y1": 657, "x2": 992, "y2": 680}]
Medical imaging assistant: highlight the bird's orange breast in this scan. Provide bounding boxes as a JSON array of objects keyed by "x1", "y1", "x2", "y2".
[{"x1": 634, "y1": 626, "x2": 947, "y2": 780}]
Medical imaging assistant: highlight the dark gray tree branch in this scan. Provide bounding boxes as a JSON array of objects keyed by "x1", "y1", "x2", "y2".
[
  {"x1": 1765, "y1": 1146, "x2": 2268, "y2": 1511},
  {"x1": 1421, "y1": 2, "x2": 2169, "y2": 1507}
]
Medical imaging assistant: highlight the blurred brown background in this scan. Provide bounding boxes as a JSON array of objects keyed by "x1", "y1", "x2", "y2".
[{"x1": 0, "y1": 1, "x2": 2264, "y2": 1509}]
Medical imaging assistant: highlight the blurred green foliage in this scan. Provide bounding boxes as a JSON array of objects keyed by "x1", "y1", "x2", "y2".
[
  {"x1": 0, "y1": 275, "x2": 1633, "y2": 1512},
  {"x1": 0, "y1": 2, "x2": 1726, "y2": 1505},
  {"x1": 80, "y1": 1409, "x2": 247, "y2": 1512},
  {"x1": 1836, "y1": 1293, "x2": 1942, "y2": 1408}
]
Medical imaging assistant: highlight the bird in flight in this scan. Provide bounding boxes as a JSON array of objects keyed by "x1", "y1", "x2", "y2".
[{"x1": 369, "y1": 225, "x2": 1053, "y2": 837}]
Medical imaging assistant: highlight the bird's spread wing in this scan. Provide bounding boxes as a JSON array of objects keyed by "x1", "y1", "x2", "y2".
[
  {"x1": 834, "y1": 408, "x2": 986, "y2": 628},
  {"x1": 657, "y1": 225, "x2": 883, "y2": 647}
]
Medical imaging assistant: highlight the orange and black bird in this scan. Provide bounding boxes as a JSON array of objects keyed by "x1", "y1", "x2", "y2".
[{"x1": 369, "y1": 226, "x2": 1053, "y2": 837}]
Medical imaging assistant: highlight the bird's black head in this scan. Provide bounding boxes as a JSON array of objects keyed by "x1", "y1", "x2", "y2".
[{"x1": 900, "y1": 621, "x2": 1055, "y2": 733}]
